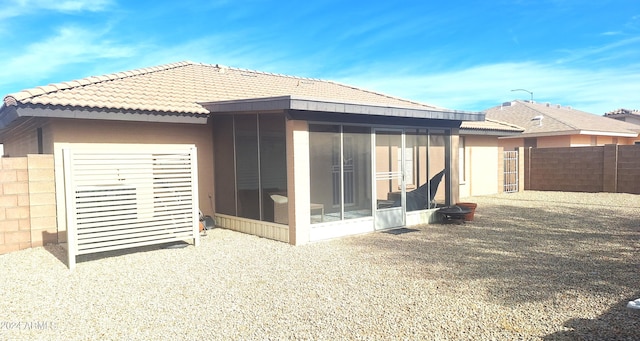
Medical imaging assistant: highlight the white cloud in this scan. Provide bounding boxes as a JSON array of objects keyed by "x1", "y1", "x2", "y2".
[
  {"x1": 338, "y1": 61, "x2": 640, "y2": 114},
  {"x1": 0, "y1": 0, "x2": 113, "y2": 19},
  {"x1": 0, "y1": 26, "x2": 137, "y2": 89},
  {"x1": 554, "y1": 36, "x2": 640, "y2": 66},
  {"x1": 33, "y1": 0, "x2": 112, "y2": 12}
]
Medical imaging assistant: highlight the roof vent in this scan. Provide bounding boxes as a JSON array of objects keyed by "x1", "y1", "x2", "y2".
[
  {"x1": 214, "y1": 64, "x2": 228, "y2": 73},
  {"x1": 502, "y1": 101, "x2": 512, "y2": 107},
  {"x1": 556, "y1": 104, "x2": 561, "y2": 108},
  {"x1": 545, "y1": 102, "x2": 550, "y2": 107},
  {"x1": 531, "y1": 115, "x2": 543, "y2": 126}
]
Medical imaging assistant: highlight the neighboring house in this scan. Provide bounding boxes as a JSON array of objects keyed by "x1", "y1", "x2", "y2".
[
  {"x1": 459, "y1": 119, "x2": 524, "y2": 197},
  {"x1": 484, "y1": 100, "x2": 640, "y2": 150},
  {"x1": 0, "y1": 61, "x2": 484, "y2": 245},
  {"x1": 605, "y1": 108, "x2": 640, "y2": 129}
]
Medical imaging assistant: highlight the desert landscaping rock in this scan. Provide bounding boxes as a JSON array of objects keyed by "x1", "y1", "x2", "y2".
[{"x1": 1, "y1": 191, "x2": 639, "y2": 340}]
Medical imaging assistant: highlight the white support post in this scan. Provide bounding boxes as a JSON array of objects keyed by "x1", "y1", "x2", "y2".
[
  {"x1": 63, "y1": 148, "x2": 77, "y2": 271},
  {"x1": 191, "y1": 146, "x2": 200, "y2": 247}
]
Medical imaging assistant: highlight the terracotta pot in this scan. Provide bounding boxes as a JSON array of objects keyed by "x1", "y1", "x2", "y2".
[{"x1": 456, "y1": 202, "x2": 478, "y2": 221}]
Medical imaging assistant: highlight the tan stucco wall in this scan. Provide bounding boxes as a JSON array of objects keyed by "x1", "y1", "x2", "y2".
[
  {"x1": 459, "y1": 135, "x2": 500, "y2": 197},
  {"x1": 570, "y1": 134, "x2": 636, "y2": 146},
  {"x1": 497, "y1": 137, "x2": 523, "y2": 151},
  {"x1": 286, "y1": 119, "x2": 310, "y2": 245},
  {"x1": 48, "y1": 118, "x2": 215, "y2": 216},
  {"x1": 535, "y1": 135, "x2": 570, "y2": 148},
  {"x1": 570, "y1": 134, "x2": 595, "y2": 146}
]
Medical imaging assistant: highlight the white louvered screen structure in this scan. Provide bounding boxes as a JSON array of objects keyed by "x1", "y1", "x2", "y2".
[{"x1": 56, "y1": 144, "x2": 199, "y2": 270}]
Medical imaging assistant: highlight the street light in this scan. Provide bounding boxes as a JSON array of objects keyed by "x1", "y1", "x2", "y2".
[{"x1": 511, "y1": 89, "x2": 533, "y2": 102}]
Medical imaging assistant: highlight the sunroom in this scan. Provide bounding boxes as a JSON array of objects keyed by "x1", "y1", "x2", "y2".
[{"x1": 204, "y1": 96, "x2": 483, "y2": 245}]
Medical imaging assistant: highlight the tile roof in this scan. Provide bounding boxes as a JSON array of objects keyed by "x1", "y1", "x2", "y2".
[
  {"x1": 485, "y1": 100, "x2": 639, "y2": 136},
  {"x1": 460, "y1": 118, "x2": 523, "y2": 133},
  {"x1": 2, "y1": 61, "x2": 446, "y2": 116}
]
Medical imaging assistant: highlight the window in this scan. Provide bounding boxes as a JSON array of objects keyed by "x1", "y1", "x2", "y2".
[
  {"x1": 213, "y1": 115, "x2": 236, "y2": 215},
  {"x1": 405, "y1": 129, "x2": 446, "y2": 211},
  {"x1": 259, "y1": 115, "x2": 287, "y2": 222},
  {"x1": 405, "y1": 129, "x2": 428, "y2": 189},
  {"x1": 234, "y1": 115, "x2": 260, "y2": 220},
  {"x1": 212, "y1": 114, "x2": 287, "y2": 223},
  {"x1": 309, "y1": 125, "x2": 372, "y2": 223},
  {"x1": 343, "y1": 126, "x2": 371, "y2": 218},
  {"x1": 399, "y1": 146, "x2": 414, "y2": 187}
]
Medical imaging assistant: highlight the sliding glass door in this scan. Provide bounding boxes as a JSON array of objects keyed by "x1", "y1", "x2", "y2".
[
  {"x1": 374, "y1": 128, "x2": 447, "y2": 229},
  {"x1": 374, "y1": 129, "x2": 405, "y2": 229}
]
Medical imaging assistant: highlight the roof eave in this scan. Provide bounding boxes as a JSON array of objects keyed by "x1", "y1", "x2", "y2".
[
  {"x1": 459, "y1": 128, "x2": 523, "y2": 136},
  {"x1": 0, "y1": 104, "x2": 20, "y2": 130},
  {"x1": 579, "y1": 130, "x2": 638, "y2": 138},
  {"x1": 1, "y1": 105, "x2": 208, "y2": 128},
  {"x1": 498, "y1": 129, "x2": 638, "y2": 139},
  {"x1": 200, "y1": 95, "x2": 484, "y2": 121}
]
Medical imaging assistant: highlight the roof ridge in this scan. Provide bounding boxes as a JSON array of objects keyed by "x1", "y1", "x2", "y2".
[
  {"x1": 324, "y1": 79, "x2": 443, "y2": 110},
  {"x1": 196, "y1": 63, "x2": 442, "y2": 110},
  {"x1": 194, "y1": 62, "x2": 324, "y2": 82},
  {"x1": 3, "y1": 61, "x2": 196, "y2": 106}
]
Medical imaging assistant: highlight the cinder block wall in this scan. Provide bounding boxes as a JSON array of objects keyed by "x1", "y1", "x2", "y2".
[
  {"x1": 527, "y1": 147, "x2": 604, "y2": 192},
  {"x1": 617, "y1": 145, "x2": 640, "y2": 194},
  {"x1": 0, "y1": 155, "x2": 56, "y2": 254},
  {"x1": 526, "y1": 145, "x2": 640, "y2": 194}
]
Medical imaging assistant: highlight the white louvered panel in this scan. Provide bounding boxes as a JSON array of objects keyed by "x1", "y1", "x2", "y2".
[
  {"x1": 74, "y1": 216, "x2": 191, "y2": 234},
  {"x1": 78, "y1": 225, "x2": 193, "y2": 244},
  {"x1": 62, "y1": 144, "x2": 199, "y2": 269},
  {"x1": 77, "y1": 232, "x2": 193, "y2": 255}
]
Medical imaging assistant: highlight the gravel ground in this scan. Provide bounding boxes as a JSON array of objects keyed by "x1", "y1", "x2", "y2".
[{"x1": 1, "y1": 191, "x2": 639, "y2": 340}]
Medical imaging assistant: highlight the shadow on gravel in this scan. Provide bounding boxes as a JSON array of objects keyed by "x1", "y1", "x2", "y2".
[
  {"x1": 543, "y1": 293, "x2": 640, "y2": 340},
  {"x1": 44, "y1": 241, "x2": 197, "y2": 268},
  {"x1": 342, "y1": 197, "x2": 639, "y2": 338},
  {"x1": 345, "y1": 199, "x2": 639, "y2": 306}
]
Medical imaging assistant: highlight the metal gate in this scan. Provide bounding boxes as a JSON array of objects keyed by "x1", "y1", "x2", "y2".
[
  {"x1": 504, "y1": 151, "x2": 518, "y2": 193},
  {"x1": 56, "y1": 143, "x2": 199, "y2": 269}
]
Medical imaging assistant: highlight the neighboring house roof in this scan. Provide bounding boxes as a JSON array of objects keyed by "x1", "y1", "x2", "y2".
[
  {"x1": 0, "y1": 61, "x2": 483, "y2": 128},
  {"x1": 460, "y1": 118, "x2": 524, "y2": 136},
  {"x1": 485, "y1": 100, "x2": 639, "y2": 138},
  {"x1": 604, "y1": 108, "x2": 640, "y2": 124},
  {"x1": 604, "y1": 108, "x2": 640, "y2": 117}
]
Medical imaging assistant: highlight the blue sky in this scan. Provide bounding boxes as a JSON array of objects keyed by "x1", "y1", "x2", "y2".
[{"x1": 0, "y1": 0, "x2": 639, "y2": 114}]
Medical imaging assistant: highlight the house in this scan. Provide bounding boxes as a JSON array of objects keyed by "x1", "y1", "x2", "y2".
[
  {"x1": 0, "y1": 61, "x2": 484, "y2": 246},
  {"x1": 458, "y1": 119, "x2": 524, "y2": 197},
  {"x1": 605, "y1": 108, "x2": 640, "y2": 130},
  {"x1": 484, "y1": 100, "x2": 640, "y2": 150}
]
